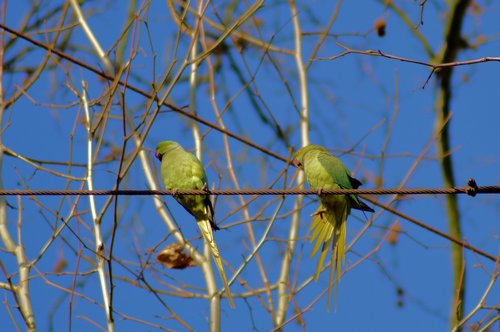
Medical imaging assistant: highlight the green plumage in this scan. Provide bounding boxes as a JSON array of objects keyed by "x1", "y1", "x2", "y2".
[
  {"x1": 155, "y1": 141, "x2": 234, "y2": 307},
  {"x1": 156, "y1": 141, "x2": 216, "y2": 227},
  {"x1": 293, "y1": 144, "x2": 374, "y2": 307}
]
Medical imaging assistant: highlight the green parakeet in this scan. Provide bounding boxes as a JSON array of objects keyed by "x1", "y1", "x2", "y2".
[
  {"x1": 155, "y1": 141, "x2": 234, "y2": 308},
  {"x1": 293, "y1": 144, "x2": 374, "y2": 303}
]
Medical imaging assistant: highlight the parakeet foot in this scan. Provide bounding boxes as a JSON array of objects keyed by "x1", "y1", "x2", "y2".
[{"x1": 311, "y1": 208, "x2": 327, "y2": 220}]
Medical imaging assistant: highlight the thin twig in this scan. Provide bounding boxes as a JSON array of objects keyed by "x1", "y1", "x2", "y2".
[
  {"x1": 315, "y1": 42, "x2": 500, "y2": 87},
  {"x1": 188, "y1": 2, "x2": 227, "y2": 328},
  {"x1": 15, "y1": 196, "x2": 36, "y2": 331},
  {"x1": 82, "y1": 83, "x2": 114, "y2": 332},
  {"x1": 0, "y1": 23, "x2": 287, "y2": 163},
  {"x1": 276, "y1": 0, "x2": 309, "y2": 326},
  {"x1": 202, "y1": 23, "x2": 276, "y2": 313},
  {"x1": 364, "y1": 197, "x2": 496, "y2": 262},
  {"x1": 452, "y1": 265, "x2": 499, "y2": 331},
  {"x1": 69, "y1": 0, "x2": 112, "y2": 71}
]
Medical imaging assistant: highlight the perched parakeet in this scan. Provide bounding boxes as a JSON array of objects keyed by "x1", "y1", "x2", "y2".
[
  {"x1": 155, "y1": 141, "x2": 234, "y2": 308},
  {"x1": 293, "y1": 145, "x2": 374, "y2": 303}
]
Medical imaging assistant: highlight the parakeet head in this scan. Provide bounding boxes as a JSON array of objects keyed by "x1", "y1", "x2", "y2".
[
  {"x1": 292, "y1": 144, "x2": 328, "y2": 168},
  {"x1": 155, "y1": 141, "x2": 182, "y2": 161}
]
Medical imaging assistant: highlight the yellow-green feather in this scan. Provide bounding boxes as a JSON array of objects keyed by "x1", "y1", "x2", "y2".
[{"x1": 309, "y1": 203, "x2": 347, "y2": 310}]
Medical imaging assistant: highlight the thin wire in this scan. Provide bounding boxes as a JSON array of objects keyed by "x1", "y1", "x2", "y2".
[
  {"x1": 4, "y1": 182, "x2": 497, "y2": 262},
  {"x1": 0, "y1": 185, "x2": 496, "y2": 196}
]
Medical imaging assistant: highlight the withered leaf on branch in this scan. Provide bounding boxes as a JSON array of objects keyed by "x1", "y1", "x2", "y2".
[{"x1": 156, "y1": 243, "x2": 197, "y2": 269}]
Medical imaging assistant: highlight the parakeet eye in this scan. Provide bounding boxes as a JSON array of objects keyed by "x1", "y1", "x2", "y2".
[{"x1": 155, "y1": 150, "x2": 163, "y2": 161}]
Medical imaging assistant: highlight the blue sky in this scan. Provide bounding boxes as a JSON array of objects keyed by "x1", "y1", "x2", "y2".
[{"x1": 1, "y1": 1, "x2": 499, "y2": 331}]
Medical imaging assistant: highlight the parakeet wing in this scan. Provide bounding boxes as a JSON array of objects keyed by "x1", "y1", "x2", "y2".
[{"x1": 316, "y1": 152, "x2": 374, "y2": 212}]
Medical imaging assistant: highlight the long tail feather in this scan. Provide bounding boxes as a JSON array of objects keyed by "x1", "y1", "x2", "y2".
[
  {"x1": 310, "y1": 205, "x2": 334, "y2": 280},
  {"x1": 197, "y1": 220, "x2": 235, "y2": 308},
  {"x1": 309, "y1": 203, "x2": 348, "y2": 310},
  {"x1": 327, "y1": 204, "x2": 347, "y2": 310}
]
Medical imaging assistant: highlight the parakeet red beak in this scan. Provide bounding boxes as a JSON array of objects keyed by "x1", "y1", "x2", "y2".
[
  {"x1": 155, "y1": 150, "x2": 162, "y2": 161},
  {"x1": 292, "y1": 159, "x2": 302, "y2": 168}
]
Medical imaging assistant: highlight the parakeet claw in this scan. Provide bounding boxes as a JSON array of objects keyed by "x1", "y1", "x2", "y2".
[
  {"x1": 311, "y1": 208, "x2": 327, "y2": 220},
  {"x1": 171, "y1": 188, "x2": 179, "y2": 198}
]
